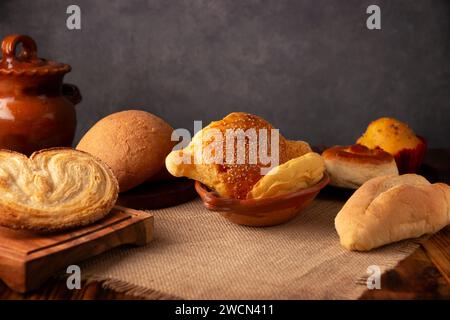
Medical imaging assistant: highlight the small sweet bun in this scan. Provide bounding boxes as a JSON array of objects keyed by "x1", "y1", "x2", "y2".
[
  {"x1": 0, "y1": 148, "x2": 119, "y2": 232},
  {"x1": 322, "y1": 144, "x2": 398, "y2": 189},
  {"x1": 356, "y1": 117, "x2": 427, "y2": 173},
  {"x1": 77, "y1": 110, "x2": 174, "y2": 192}
]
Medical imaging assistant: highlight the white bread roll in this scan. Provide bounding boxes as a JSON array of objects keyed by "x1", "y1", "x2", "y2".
[
  {"x1": 335, "y1": 174, "x2": 450, "y2": 251},
  {"x1": 322, "y1": 144, "x2": 398, "y2": 189}
]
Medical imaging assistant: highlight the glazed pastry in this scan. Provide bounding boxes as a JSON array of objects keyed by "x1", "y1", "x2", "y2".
[
  {"x1": 357, "y1": 117, "x2": 426, "y2": 173},
  {"x1": 77, "y1": 110, "x2": 174, "y2": 192},
  {"x1": 322, "y1": 144, "x2": 398, "y2": 189},
  {"x1": 335, "y1": 174, "x2": 450, "y2": 251},
  {"x1": 248, "y1": 152, "x2": 325, "y2": 199},
  {"x1": 0, "y1": 148, "x2": 119, "y2": 232},
  {"x1": 166, "y1": 112, "x2": 312, "y2": 199}
]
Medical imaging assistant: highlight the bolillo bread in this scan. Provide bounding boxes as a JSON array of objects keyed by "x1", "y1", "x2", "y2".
[{"x1": 335, "y1": 174, "x2": 450, "y2": 251}]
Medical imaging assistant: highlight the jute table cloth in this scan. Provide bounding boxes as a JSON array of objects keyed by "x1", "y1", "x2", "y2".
[{"x1": 81, "y1": 196, "x2": 419, "y2": 299}]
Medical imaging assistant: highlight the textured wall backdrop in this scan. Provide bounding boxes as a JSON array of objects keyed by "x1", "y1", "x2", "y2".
[{"x1": 1, "y1": 0, "x2": 449, "y2": 147}]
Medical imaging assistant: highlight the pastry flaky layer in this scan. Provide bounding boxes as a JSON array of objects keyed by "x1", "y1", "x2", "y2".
[
  {"x1": 248, "y1": 152, "x2": 325, "y2": 199},
  {"x1": 0, "y1": 148, "x2": 119, "y2": 232},
  {"x1": 335, "y1": 174, "x2": 450, "y2": 251},
  {"x1": 166, "y1": 112, "x2": 312, "y2": 199}
]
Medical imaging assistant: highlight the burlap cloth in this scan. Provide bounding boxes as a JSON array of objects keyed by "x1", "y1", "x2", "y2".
[{"x1": 81, "y1": 196, "x2": 419, "y2": 299}]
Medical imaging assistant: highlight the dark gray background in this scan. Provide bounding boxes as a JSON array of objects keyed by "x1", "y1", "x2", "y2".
[{"x1": 1, "y1": 0, "x2": 449, "y2": 147}]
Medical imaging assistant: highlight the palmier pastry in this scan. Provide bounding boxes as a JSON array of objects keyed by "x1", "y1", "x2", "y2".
[
  {"x1": 322, "y1": 144, "x2": 398, "y2": 189},
  {"x1": 166, "y1": 112, "x2": 312, "y2": 199},
  {"x1": 335, "y1": 174, "x2": 450, "y2": 251},
  {"x1": 0, "y1": 148, "x2": 119, "y2": 232}
]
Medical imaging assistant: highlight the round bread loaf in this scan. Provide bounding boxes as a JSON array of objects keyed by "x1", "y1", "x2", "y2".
[
  {"x1": 77, "y1": 110, "x2": 174, "y2": 192},
  {"x1": 322, "y1": 144, "x2": 399, "y2": 189}
]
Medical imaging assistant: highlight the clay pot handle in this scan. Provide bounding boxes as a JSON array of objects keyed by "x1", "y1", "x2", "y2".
[
  {"x1": 62, "y1": 83, "x2": 82, "y2": 105},
  {"x1": 1, "y1": 34, "x2": 38, "y2": 61}
]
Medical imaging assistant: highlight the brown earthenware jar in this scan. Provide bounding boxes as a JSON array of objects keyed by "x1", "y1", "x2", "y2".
[{"x1": 0, "y1": 34, "x2": 80, "y2": 155}]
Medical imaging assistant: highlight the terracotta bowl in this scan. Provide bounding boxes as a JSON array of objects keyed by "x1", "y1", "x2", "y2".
[{"x1": 195, "y1": 173, "x2": 330, "y2": 227}]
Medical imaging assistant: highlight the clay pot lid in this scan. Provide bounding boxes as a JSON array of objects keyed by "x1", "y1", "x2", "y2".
[{"x1": 0, "y1": 34, "x2": 71, "y2": 76}]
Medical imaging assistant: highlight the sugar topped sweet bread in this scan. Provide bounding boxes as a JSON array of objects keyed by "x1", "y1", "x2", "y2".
[
  {"x1": 0, "y1": 148, "x2": 119, "y2": 232},
  {"x1": 166, "y1": 112, "x2": 312, "y2": 199}
]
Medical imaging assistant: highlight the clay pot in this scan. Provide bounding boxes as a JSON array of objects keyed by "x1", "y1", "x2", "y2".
[{"x1": 0, "y1": 34, "x2": 80, "y2": 155}]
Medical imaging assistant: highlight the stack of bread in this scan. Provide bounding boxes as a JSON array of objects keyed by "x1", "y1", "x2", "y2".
[
  {"x1": 0, "y1": 108, "x2": 447, "y2": 255},
  {"x1": 321, "y1": 117, "x2": 449, "y2": 251},
  {"x1": 165, "y1": 112, "x2": 325, "y2": 200}
]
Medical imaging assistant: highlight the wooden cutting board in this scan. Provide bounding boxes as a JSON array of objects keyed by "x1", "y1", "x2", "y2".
[
  {"x1": 0, "y1": 206, "x2": 153, "y2": 293},
  {"x1": 117, "y1": 178, "x2": 197, "y2": 209}
]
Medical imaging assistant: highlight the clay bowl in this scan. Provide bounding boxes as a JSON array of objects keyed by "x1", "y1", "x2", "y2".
[{"x1": 195, "y1": 173, "x2": 330, "y2": 227}]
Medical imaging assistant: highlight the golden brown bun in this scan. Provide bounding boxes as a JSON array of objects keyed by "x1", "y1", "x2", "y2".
[
  {"x1": 77, "y1": 110, "x2": 174, "y2": 192},
  {"x1": 335, "y1": 174, "x2": 450, "y2": 251},
  {"x1": 322, "y1": 145, "x2": 398, "y2": 189},
  {"x1": 357, "y1": 117, "x2": 422, "y2": 155},
  {"x1": 356, "y1": 117, "x2": 427, "y2": 174},
  {"x1": 0, "y1": 148, "x2": 119, "y2": 232},
  {"x1": 166, "y1": 112, "x2": 312, "y2": 199}
]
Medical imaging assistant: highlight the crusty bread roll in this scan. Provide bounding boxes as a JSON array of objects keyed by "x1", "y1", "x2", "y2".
[
  {"x1": 166, "y1": 112, "x2": 312, "y2": 199},
  {"x1": 77, "y1": 110, "x2": 174, "y2": 192},
  {"x1": 335, "y1": 174, "x2": 450, "y2": 251},
  {"x1": 0, "y1": 148, "x2": 118, "y2": 232},
  {"x1": 322, "y1": 144, "x2": 398, "y2": 189}
]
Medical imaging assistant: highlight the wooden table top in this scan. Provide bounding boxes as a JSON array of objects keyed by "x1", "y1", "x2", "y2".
[{"x1": 0, "y1": 149, "x2": 449, "y2": 300}]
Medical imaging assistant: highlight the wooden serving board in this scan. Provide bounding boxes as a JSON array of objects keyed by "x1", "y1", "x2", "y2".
[
  {"x1": 0, "y1": 206, "x2": 153, "y2": 293},
  {"x1": 117, "y1": 178, "x2": 197, "y2": 210}
]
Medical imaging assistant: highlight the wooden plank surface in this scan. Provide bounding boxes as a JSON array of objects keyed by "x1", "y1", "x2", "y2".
[
  {"x1": 0, "y1": 149, "x2": 448, "y2": 299},
  {"x1": 0, "y1": 237, "x2": 447, "y2": 300},
  {"x1": 0, "y1": 206, "x2": 153, "y2": 293},
  {"x1": 421, "y1": 226, "x2": 450, "y2": 284},
  {"x1": 116, "y1": 178, "x2": 197, "y2": 210}
]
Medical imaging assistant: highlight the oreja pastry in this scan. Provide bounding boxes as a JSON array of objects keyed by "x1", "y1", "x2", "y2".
[
  {"x1": 335, "y1": 174, "x2": 450, "y2": 251},
  {"x1": 77, "y1": 110, "x2": 174, "y2": 192},
  {"x1": 0, "y1": 148, "x2": 118, "y2": 232},
  {"x1": 248, "y1": 152, "x2": 325, "y2": 199},
  {"x1": 322, "y1": 144, "x2": 398, "y2": 189},
  {"x1": 357, "y1": 117, "x2": 426, "y2": 173},
  {"x1": 166, "y1": 112, "x2": 312, "y2": 199}
]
